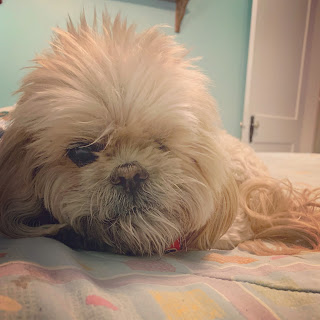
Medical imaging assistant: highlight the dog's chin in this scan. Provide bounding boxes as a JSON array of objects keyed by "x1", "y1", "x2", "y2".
[{"x1": 66, "y1": 206, "x2": 182, "y2": 255}]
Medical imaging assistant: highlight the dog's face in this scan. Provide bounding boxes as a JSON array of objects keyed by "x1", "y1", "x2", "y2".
[{"x1": 0, "y1": 14, "x2": 237, "y2": 255}]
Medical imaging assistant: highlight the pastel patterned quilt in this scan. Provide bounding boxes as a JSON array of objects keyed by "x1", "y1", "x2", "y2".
[
  {"x1": 1, "y1": 238, "x2": 320, "y2": 320},
  {"x1": 1, "y1": 107, "x2": 320, "y2": 319}
]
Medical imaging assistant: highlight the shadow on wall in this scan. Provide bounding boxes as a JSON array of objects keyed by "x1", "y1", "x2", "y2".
[{"x1": 112, "y1": 0, "x2": 178, "y2": 10}]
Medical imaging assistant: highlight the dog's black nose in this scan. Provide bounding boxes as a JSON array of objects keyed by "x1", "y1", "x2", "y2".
[{"x1": 110, "y1": 161, "x2": 149, "y2": 192}]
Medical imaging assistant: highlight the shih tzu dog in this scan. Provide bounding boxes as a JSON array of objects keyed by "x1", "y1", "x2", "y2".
[{"x1": 0, "y1": 12, "x2": 319, "y2": 255}]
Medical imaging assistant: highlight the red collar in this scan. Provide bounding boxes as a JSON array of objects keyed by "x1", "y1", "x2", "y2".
[{"x1": 165, "y1": 238, "x2": 182, "y2": 254}]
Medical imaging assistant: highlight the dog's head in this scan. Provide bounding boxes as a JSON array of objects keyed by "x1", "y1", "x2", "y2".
[{"x1": 0, "y1": 13, "x2": 237, "y2": 255}]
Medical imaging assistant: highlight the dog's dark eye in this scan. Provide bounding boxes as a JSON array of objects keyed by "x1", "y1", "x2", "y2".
[{"x1": 67, "y1": 143, "x2": 104, "y2": 167}]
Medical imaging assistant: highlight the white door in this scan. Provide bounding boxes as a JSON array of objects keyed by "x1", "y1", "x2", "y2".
[{"x1": 241, "y1": 0, "x2": 318, "y2": 152}]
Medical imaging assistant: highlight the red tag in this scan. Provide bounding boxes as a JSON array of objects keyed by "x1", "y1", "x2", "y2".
[{"x1": 165, "y1": 238, "x2": 182, "y2": 253}]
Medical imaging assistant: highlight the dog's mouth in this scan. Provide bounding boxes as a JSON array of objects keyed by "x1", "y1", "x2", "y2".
[
  {"x1": 110, "y1": 197, "x2": 163, "y2": 218},
  {"x1": 99, "y1": 194, "x2": 176, "y2": 229},
  {"x1": 95, "y1": 178, "x2": 172, "y2": 218}
]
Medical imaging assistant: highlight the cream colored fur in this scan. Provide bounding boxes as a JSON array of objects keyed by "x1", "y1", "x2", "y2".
[{"x1": 0, "y1": 12, "x2": 319, "y2": 255}]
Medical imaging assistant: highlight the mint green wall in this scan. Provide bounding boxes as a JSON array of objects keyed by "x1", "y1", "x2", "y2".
[{"x1": 0, "y1": 0, "x2": 252, "y2": 138}]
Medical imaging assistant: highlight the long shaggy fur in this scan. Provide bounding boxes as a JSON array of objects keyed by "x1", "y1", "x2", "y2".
[{"x1": 0, "y1": 12, "x2": 319, "y2": 255}]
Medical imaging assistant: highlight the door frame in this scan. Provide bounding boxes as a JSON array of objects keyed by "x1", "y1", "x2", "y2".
[{"x1": 299, "y1": 0, "x2": 320, "y2": 152}]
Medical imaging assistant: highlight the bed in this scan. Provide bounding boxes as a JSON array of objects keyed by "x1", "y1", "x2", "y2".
[{"x1": 1, "y1": 108, "x2": 320, "y2": 319}]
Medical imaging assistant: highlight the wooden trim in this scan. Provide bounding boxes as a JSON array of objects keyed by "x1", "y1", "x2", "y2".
[{"x1": 294, "y1": 0, "x2": 312, "y2": 120}]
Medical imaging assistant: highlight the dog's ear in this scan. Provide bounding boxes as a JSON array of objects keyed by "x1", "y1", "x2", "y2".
[{"x1": 0, "y1": 124, "x2": 64, "y2": 238}]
